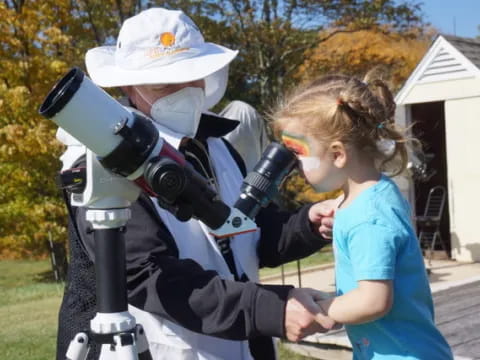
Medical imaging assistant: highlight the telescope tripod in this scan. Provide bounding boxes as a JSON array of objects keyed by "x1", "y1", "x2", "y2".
[{"x1": 65, "y1": 208, "x2": 152, "y2": 360}]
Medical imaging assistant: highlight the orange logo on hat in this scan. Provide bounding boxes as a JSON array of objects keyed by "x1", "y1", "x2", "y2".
[{"x1": 160, "y1": 32, "x2": 175, "y2": 47}]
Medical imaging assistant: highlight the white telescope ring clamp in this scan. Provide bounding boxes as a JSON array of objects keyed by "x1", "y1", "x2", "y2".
[{"x1": 86, "y1": 208, "x2": 131, "y2": 230}]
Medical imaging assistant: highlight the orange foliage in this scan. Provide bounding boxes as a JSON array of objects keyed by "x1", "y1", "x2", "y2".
[
  {"x1": 279, "y1": 172, "x2": 343, "y2": 210},
  {"x1": 298, "y1": 28, "x2": 432, "y2": 91}
]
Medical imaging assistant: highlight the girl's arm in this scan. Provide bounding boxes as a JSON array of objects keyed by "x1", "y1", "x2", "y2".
[
  {"x1": 318, "y1": 280, "x2": 393, "y2": 324},
  {"x1": 322, "y1": 220, "x2": 401, "y2": 325}
]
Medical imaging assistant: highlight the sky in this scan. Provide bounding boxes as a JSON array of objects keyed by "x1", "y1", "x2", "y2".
[{"x1": 420, "y1": 0, "x2": 480, "y2": 38}]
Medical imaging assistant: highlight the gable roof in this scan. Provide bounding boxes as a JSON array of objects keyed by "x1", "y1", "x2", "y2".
[
  {"x1": 443, "y1": 35, "x2": 480, "y2": 69},
  {"x1": 395, "y1": 34, "x2": 480, "y2": 104}
]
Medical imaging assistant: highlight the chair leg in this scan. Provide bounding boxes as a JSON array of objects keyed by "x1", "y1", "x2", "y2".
[
  {"x1": 419, "y1": 231, "x2": 426, "y2": 254},
  {"x1": 429, "y1": 231, "x2": 439, "y2": 267}
]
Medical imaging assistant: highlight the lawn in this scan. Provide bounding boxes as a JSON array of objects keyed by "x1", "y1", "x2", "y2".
[
  {"x1": 0, "y1": 259, "x2": 64, "y2": 360},
  {"x1": 0, "y1": 259, "x2": 323, "y2": 360},
  {"x1": 260, "y1": 244, "x2": 334, "y2": 279}
]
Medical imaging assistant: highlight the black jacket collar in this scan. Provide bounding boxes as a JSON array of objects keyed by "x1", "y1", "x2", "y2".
[
  {"x1": 124, "y1": 98, "x2": 239, "y2": 141},
  {"x1": 196, "y1": 113, "x2": 239, "y2": 141}
]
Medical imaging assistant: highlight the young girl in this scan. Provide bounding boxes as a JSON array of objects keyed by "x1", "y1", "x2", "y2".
[{"x1": 274, "y1": 75, "x2": 453, "y2": 359}]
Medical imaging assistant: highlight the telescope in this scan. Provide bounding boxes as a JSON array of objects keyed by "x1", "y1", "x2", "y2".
[{"x1": 39, "y1": 67, "x2": 297, "y2": 236}]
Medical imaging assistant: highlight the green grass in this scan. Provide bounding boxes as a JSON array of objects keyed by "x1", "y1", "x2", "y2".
[
  {"x1": 0, "y1": 259, "x2": 321, "y2": 360},
  {"x1": 0, "y1": 259, "x2": 64, "y2": 360},
  {"x1": 260, "y1": 244, "x2": 334, "y2": 278}
]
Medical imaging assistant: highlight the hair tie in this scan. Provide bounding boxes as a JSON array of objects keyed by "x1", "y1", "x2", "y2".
[
  {"x1": 376, "y1": 138, "x2": 396, "y2": 157},
  {"x1": 377, "y1": 123, "x2": 385, "y2": 129},
  {"x1": 336, "y1": 97, "x2": 344, "y2": 106}
]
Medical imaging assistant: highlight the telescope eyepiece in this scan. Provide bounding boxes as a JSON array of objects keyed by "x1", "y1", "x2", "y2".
[{"x1": 234, "y1": 142, "x2": 297, "y2": 219}]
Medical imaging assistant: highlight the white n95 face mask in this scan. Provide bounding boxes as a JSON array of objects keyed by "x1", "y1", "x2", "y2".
[{"x1": 140, "y1": 87, "x2": 205, "y2": 138}]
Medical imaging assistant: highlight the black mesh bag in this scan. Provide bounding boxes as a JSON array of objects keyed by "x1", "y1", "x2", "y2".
[{"x1": 56, "y1": 211, "x2": 100, "y2": 360}]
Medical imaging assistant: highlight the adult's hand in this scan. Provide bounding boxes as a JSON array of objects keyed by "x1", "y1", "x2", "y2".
[{"x1": 284, "y1": 288, "x2": 336, "y2": 342}]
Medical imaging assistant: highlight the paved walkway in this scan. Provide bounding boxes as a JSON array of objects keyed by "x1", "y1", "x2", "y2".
[
  {"x1": 262, "y1": 259, "x2": 480, "y2": 294},
  {"x1": 262, "y1": 259, "x2": 480, "y2": 359},
  {"x1": 434, "y1": 279, "x2": 480, "y2": 359}
]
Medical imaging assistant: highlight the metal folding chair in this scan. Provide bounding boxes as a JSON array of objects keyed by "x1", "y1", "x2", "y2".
[{"x1": 415, "y1": 186, "x2": 448, "y2": 266}]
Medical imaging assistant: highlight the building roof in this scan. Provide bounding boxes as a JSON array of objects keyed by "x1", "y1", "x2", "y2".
[
  {"x1": 395, "y1": 34, "x2": 480, "y2": 104},
  {"x1": 441, "y1": 35, "x2": 480, "y2": 69}
]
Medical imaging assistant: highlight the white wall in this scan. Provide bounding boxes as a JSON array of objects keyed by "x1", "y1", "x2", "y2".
[
  {"x1": 401, "y1": 77, "x2": 480, "y2": 105},
  {"x1": 445, "y1": 97, "x2": 480, "y2": 262},
  {"x1": 394, "y1": 105, "x2": 416, "y2": 214}
]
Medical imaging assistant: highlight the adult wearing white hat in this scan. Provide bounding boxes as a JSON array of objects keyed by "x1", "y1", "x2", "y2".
[{"x1": 56, "y1": 8, "x2": 335, "y2": 360}]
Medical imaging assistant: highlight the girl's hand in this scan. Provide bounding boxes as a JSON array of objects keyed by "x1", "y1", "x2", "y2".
[{"x1": 308, "y1": 199, "x2": 338, "y2": 239}]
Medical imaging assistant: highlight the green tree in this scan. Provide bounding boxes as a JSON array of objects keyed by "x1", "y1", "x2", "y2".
[{"x1": 195, "y1": 0, "x2": 425, "y2": 111}]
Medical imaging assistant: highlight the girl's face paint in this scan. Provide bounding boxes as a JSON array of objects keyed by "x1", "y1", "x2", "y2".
[
  {"x1": 281, "y1": 129, "x2": 344, "y2": 193},
  {"x1": 297, "y1": 155, "x2": 336, "y2": 193},
  {"x1": 281, "y1": 132, "x2": 311, "y2": 156},
  {"x1": 297, "y1": 155, "x2": 321, "y2": 172}
]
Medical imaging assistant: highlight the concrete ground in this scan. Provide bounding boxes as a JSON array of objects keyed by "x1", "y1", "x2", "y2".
[
  {"x1": 262, "y1": 258, "x2": 480, "y2": 359},
  {"x1": 262, "y1": 258, "x2": 480, "y2": 294}
]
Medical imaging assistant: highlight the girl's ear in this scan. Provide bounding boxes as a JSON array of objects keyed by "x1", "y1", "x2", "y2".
[{"x1": 329, "y1": 141, "x2": 347, "y2": 168}]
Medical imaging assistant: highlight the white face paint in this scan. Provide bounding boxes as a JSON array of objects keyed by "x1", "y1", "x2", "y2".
[
  {"x1": 282, "y1": 130, "x2": 344, "y2": 193},
  {"x1": 298, "y1": 155, "x2": 321, "y2": 172},
  {"x1": 298, "y1": 155, "x2": 333, "y2": 193}
]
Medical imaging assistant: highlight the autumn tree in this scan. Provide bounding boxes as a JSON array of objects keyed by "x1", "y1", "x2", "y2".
[
  {"x1": 0, "y1": 0, "x2": 150, "y2": 258},
  {"x1": 196, "y1": 0, "x2": 425, "y2": 112},
  {"x1": 1, "y1": 0, "x2": 70, "y2": 258},
  {"x1": 298, "y1": 27, "x2": 432, "y2": 92}
]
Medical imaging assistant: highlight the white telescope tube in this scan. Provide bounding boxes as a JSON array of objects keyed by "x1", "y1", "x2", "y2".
[{"x1": 39, "y1": 67, "x2": 132, "y2": 157}]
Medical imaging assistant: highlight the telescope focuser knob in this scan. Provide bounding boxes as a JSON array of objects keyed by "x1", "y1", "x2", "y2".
[
  {"x1": 144, "y1": 157, "x2": 186, "y2": 204},
  {"x1": 114, "y1": 117, "x2": 132, "y2": 137}
]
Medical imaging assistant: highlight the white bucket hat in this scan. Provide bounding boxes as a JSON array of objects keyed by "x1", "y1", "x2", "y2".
[{"x1": 85, "y1": 7, "x2": 238, "y2": 109}]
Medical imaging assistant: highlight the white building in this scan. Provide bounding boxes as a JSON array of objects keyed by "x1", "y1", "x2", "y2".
[{"x1": 395, "y1": 35, "x2": 480, "y2": 262}]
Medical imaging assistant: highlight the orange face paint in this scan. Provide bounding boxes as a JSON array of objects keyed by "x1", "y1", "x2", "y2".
[{"x1": 281, "y1": 132, "x2": 310, "y2": 156}]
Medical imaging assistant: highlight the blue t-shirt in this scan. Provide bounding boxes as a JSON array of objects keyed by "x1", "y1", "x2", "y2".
[{"x1": 333, "y1": 175, "x2": 453, "y2": 360}]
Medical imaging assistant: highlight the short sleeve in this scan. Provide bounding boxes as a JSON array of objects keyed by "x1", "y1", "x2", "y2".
[{"x1": 347, "y1": 222, "x2": 400, "y2": 281}]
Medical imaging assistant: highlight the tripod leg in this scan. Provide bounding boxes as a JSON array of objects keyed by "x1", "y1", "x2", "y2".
[
  {"x1": 66, "y1": 332, "x2": 90, "y2": 360},
  {"x1": 97, "y1": 327, "x2": 152, "y2": 360},
  {"x1": 115, "y1": 333, "x2": 139, "y2": 359},
  {"x1": 99, "y1": 333, "x2": 139, "y2": 360},
  {"x1": 136, "y1": 325, "x2": 152, "y2": 360}
]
